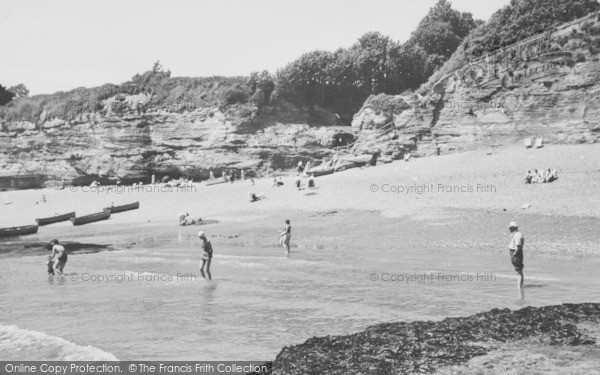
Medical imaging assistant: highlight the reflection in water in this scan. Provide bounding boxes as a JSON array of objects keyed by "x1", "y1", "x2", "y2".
[
  {"x1": 202, "y1": 282, "x2": 217, "y2": 310},
  {"x1": 516, "y1": 287, "x2": 526, "y2": 306}
]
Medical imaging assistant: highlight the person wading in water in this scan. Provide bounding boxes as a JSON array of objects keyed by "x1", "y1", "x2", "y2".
[
  {"x1": 48, "y1": 239, "x2": 68, "y2": 275},
  {"x1": 508, "y1": 222, "x2": 524, "y2": 289},
  {"x1": 198, "y1": 231, "x2": 213, "y2": 280}
]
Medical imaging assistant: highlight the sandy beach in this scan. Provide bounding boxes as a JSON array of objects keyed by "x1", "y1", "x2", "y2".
[{"x1": 2, "y1": 143, "x2": 600, "y2": 227}]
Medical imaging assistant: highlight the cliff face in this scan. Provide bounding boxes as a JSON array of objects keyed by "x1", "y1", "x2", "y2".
[
  {"x1": 0, "y1": 98, "x2": 352, "y2": 187},
  {"x1": 351, "y1": 12, "x2": 600, "y2": 159}
]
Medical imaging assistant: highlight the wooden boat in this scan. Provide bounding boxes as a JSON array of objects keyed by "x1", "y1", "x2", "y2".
[
  {"x1": 204, "y1": 177, "x2": 227, "y2": 186},
  {"x1": 35, "y1": 211, "x2": 76, "y2": 226},
  {"x1": 70, "y1": 210, "x2": 111, "y2": 226},
  {"x1": 0, "y1": 225, "x2": 39, "y2": 237},
  {"x1": 104, "y1": 201, "x2": 139, "y2": 214},
  {"x1": 309, "y1": 168, "x2": 335, "y2": 177}
]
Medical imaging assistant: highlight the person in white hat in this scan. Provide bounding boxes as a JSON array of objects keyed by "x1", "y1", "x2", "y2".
[
  {"x1": 198, "y1": 231, "x2": 213, "y2": 280},
  {"x1": 508, "y1": 221, "x2": 524, "y2": 288}
]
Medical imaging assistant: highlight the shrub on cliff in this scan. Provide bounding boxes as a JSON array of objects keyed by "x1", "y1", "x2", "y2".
[
  {"x1": 220, "y1": 85, "x2": 249, "y2": 106},
  {"x1": 247, "y1": 71, "x2": 275, "y2": 106},
  {"x1": 362, "y1": 94, "x2": 410, "y2": 115},
  {"x1": 0, "y1": 67, "x2": 249, "y2": 123},
  {"x1": 422, "y1": 0, "x2": 600, "y2": 92},
  {"x1": 464, "y1": 0, "x2": 600, "y2": 59},
  {"x1": 8, "y1": 84, "x2": 29, "y2": 98},
  {"x1": 0, "y1": 84, "x2": 15, "y2": 106}
]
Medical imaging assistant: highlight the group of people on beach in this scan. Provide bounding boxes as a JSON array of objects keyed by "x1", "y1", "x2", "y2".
[
  {"x1": 294, "y1": 174, "x2": 316, "y2": 190},
  {"x1": 209, "y1": 169, "x2": 254, "y2": 185},
  {"x1": 178, "y1": 212, "x2": 205, "y2": 226},
  {"x1": 524, "y1": 169, "x2": 558, "y2": 184}
]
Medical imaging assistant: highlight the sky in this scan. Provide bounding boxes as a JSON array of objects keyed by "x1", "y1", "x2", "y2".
[{"x1": 0, "y1": 0, "x2": 511, "y2": 95}]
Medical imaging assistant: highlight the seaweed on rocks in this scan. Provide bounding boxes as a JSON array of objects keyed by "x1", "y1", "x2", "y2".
[{"x1": 261, "y1": 303, "x2": 600, "y2": 375}]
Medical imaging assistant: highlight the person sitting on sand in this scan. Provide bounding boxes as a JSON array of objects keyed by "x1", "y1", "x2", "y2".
[
  {"x1": 248, "y1": 192, "x2": 260, "y2": 202},
  {"x1": 308, "y1": 174, "x2": 315, "y2": 189},
  {"x1": 548, "y1": 168, "x2": 558, "y2": 182},
  {"x1": 508, "y1": 222, "x2": 524, "y2": 289},
  {"x1": 36, "y1": 194, "x2": 47, "y2": 204},
  {"x1": 524, "y1": 171, "x2": 533, "y2": 184},
  {"x1": 186, "y1": 217, "x2": 203, "y2": 225},
  {"x1": 178, "y1": 212, "x2": 189, "y2": 226},
  {"x1": 198, "y1": 231, "x2": 213, "y2": 280},
  {"x1": 537, "y1": 169, "x2": 545, "y2": 183},
  {"x1": 49, "y1": 239, "x2": 68, "y2": 275},
  {"x1": 280, "y1": 219, "x2": 291, "y2": 257},
  {"x1": 2, "y1": 197, "x2": 12, "y2": 205}
]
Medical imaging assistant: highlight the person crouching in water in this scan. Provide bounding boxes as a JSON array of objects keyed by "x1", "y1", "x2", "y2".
[
  {"x1": 280, "y1": 219, "x2": 291, "y2": 257},
  {"x1": 508, "y1": 222, "x2": 524, "y2": 289},
  {"x1": 198, "y1": 231, "x2": 213, "y2": 280},
  {"x1": 48, "y1": 239, "x2": 67, "y2": 275}
]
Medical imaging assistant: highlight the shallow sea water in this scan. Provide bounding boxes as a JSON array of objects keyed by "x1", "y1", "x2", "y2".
[{"x1": 1, "y1": 209, "x2": 599, "y2": 360}]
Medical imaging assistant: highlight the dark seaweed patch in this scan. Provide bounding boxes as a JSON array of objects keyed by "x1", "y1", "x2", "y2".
[{"x1": 266, "y1": 303, "x2": 600, "y2": 375}]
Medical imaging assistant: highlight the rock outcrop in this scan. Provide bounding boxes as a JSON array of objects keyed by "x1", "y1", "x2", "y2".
[
  {"x1": 0, "y1": 99, "x2": 353, "y2": 187},
  {"x1": 351, "y1": 12, "x2": 600, "y2": 160},
  {"x1": 259, "y1": 303, "x2": 600, "y2": 375}
]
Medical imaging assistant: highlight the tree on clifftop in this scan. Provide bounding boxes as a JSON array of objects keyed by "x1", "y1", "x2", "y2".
[
  {"x1": 129, "y1": 60, "x2": 172, "y2": 94},
  {"x1": 0, "y1": 84, "x2": 16, "y2": 106},
  {"x1": 8, "y1": 84, "x2": 29, "y2": 98}
]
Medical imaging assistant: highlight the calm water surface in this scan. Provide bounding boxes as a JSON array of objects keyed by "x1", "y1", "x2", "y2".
[{"x1": 1, "y1": 212, "x2": 599, "y2": 360}]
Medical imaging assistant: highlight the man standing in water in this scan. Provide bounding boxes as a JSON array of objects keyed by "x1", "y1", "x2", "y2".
[
  {"x1": 280, "y1": 219, "x2": 291, "y2": 257},
  {"x1": 198, "y1": 231, "x2": 213, "y2": 280},
  {"x1": 508, "y1": 222, "x2": 524, "y2": 288},
  {"x1": 49, "y1": 239, "x2": 67, "y2": 275}
]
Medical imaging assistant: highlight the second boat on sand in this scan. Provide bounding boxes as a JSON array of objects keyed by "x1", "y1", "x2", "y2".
[{"x1": 70, "y1": 209, "x2": 111, "y2": 226}]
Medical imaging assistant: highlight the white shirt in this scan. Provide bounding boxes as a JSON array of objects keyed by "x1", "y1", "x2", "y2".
[{"x1": 509, "y1": 231, "x2": 524, "y2": 251}]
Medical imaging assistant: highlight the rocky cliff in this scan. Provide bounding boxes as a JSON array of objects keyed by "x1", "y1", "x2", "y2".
[
  {"x1": 350, "y1": 12, "x2": 600, "y2": 160},
  {"x1": 0, "y1": 96, "x2": 353, "y2": 188}
]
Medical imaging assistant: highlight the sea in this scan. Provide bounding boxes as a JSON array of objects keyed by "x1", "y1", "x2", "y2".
[{"x1": 1, "y1": 213, "x2": 600, "y2": 361}]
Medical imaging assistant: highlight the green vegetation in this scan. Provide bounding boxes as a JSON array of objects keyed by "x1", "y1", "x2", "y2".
[
  {"x1": 3, "y1": 0, "x2": 598, "y2": 126},
  {"x1": 8, "y1": 84, "x2": 29, "y2": 98},
  {"x1": 0, "y1": 62, "x2": 252, "y2": 123},
  {"x1": 361, "y1": 94, "x2": 411, "y2": 115},
  {"x1": 464, "y1": 0, "x2": 600, "y2": 59},
  {"x1": 423, "y1": 0, "x2": 600, "y2": 91},
  {"x1": 274, "y1": 0, "x2": 479, "y2": 121},
  {"x1": 0, "y1": 85, "x2": 15, "y2": 106}
]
